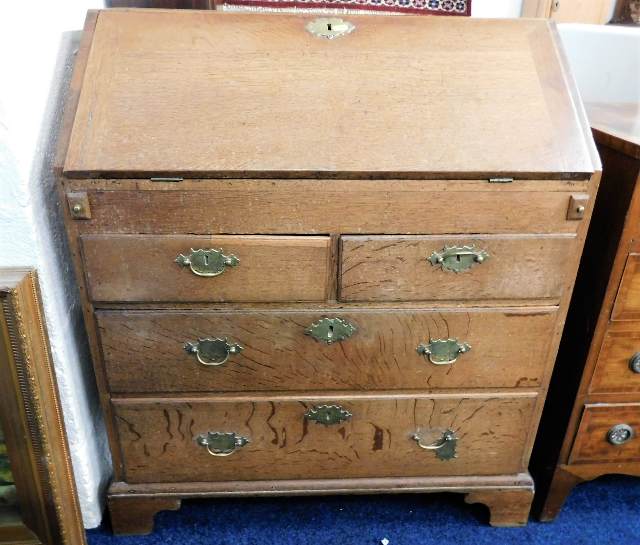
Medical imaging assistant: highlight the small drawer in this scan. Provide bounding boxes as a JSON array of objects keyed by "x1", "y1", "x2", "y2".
[
  {"x1": 97, "y1": 307, "x2": 557, "y2": 393},
  {"x1": 81, "y1": 235, "x2": 331, "y2": 303},
  {"x1": 339, "y1": 235, "x2": 574, "y2": 303},
  {"x1": 590, "y1": 322, "x2": 640, "y2": 394},
  {"x1": 612, "y1": 254, "x2": 640, "y2": 321},
  {"x1": 569, "y1": 403, "x2": 640, "y2": 464},
  {"x1": 114, "y1": 394, "x2": 536, "y2": 484}
]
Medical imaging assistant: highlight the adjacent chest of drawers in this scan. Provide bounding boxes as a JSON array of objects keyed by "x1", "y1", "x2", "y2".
[
  {"x1": 57, "y1": 10, "x2": 599, "y2": 534},
  {"x1": 537, "y1": 105, "x2": 640, "y2": 521}
]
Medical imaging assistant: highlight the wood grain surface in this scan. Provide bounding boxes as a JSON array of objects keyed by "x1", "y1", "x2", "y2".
[
  {"x1": 97, "y1": 307, "x2": 557, "y2": 393},
  {"x1": 590, "y1": 321, "x2": 640, "y2": 394},
  {"x1": 569, "y1": 403, "x2": 640, "y2": 464},
  {"x1": 340, "y1": 235, "x2": 574, "y2": 302},
  {"x1": 64, "y1": 11, "x2": 595, "y2": 179},
  {"x1": 612, "y1": 254, "x2": 640, "y2": 321},
  {"x1": 81, "y1": 235, "x2": 331, "y2": 303},
  {"x1": 66, "y1": 181, "x2": 588, "y2": 235},
  {"x1": 113, "y1": 393, "x2": 537, "y2": 483}
]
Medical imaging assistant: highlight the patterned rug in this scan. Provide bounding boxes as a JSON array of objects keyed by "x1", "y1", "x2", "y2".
[{"x1": 219, "y1": 0, "x2": 471, "y2": 16}]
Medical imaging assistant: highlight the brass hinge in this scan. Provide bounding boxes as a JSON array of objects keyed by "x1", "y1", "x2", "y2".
[{"x1": 488, "y1": 177, "x2": 514, "y2": 183}]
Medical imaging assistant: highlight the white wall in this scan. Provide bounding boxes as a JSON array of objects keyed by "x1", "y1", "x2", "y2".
[
  {"x1": 0, "y1": 0, "x2": 526, "y2": 529},
  {"x1": 0, "y1": 0, "x2": 110, "y2": 529},
  {"x1": 559, "y1": 24, "x2": 640, "y2": 104}
]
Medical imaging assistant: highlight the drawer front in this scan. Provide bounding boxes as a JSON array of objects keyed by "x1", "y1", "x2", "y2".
[
  {"x1": 81, "y1": 235, "x2": 331, "y2": 303},
  {"x1": 590, "y1": 322, "x2": 640, "y2": 394},
  {"x1": 67, "y1": 182, "x2": 587, "y2": 235},
  {"x1": 114, "y1": 394, "x2": 536, "y2": 483},
  {"x1": 612, "y1": 254, "x2": 640, "y2": 321},
  {"x1": 98, "y1": 308, "x2": 557, "y2": 393},
  {"x1": 340, "y1": 235, "x2": 573, "y2": 302},
  {"x1": 570, "y1": 404, "x2": 640, "y2": 464}
]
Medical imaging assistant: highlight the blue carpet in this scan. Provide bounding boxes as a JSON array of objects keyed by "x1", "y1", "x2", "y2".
[{"x1": 87, "y1": 476, "x2": 640, "y2": 545}]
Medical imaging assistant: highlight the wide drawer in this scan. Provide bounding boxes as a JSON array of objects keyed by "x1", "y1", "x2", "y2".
[
  {"x1": 339, "y1": 235, "x2": 574, "y2": 302},
  {"x1": 81, "y1": 235, "x2": 331, "y2": 303},
  {"x1": 590, "y1": 321, "x2": 640, "y2": 394},
  {"x1": 114, "y1": 394, "x2": 536, "y2": 483},
  {"x1": 570, "y1": 403, "x2": 640, "y2": 464},
  {"x1": 66, "y1": 181, "x2": 588, "y2": 235},
  {"x1": 97, "y1": 307, "x2": 557, "y2": 393},
  {"x1": 612, "y1": 254, "x2": 640, "y2": 321}
]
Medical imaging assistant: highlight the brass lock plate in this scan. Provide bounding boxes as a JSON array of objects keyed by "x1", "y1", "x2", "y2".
[{"x1": 306, "y1": 18, "x2": 355, "y2": 40}]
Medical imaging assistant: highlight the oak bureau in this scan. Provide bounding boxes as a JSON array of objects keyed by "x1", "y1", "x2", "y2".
[{"x1": 56, "y1": 9, "x2": 600, "y2": 534}]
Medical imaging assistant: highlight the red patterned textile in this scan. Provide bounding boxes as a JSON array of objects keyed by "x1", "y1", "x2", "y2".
[{"x1": 220, "y1": 0, "x2": 471, "y2": 16}]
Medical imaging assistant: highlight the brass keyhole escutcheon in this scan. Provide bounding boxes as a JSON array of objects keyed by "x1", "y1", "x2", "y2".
[
  {"x1": 305, "y1": 317, "x2": 357, "y2": 344},
  {"x1": 306, "y1": 18, "x2": 355, "y2": 40},
  {"x1": 304, "y1": 404, "x2": 352, "y2": 426},
  {"x1": 428, "y1": 245, "x2": 489, "y2": 273},
  {"x1": 175, "y1": 248, "x2": 239, "y2": 277}
]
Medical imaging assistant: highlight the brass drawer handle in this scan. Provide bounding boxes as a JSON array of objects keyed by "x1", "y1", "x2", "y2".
[
  {"x1": 305, "y1": 317, "x2": 357, "y2": 344},
  {"x1": 412, "y1": 429, "x2": 458, "y2": 461},
  {"x1": 417, "y1": 338, "x2": 471, "y2": 365},
  {"x1": 175, "y1": 248, "x2": 239, "y2": 277},
  {"x1": 428, "y1": 245, "x2": 489, "y2": 273},
  {"x1": 607, "y1": 424, "x2": 635, "y2": 446},
  {"x1": 304, "y1": 404, "x2": 352, "y2": 426},
  {"x1": 196, "y1": 431, "x2": 249, "y2": 457},
  {"x1": 184, "y1": 338, "x2": 243, "y2": 366},
  {"x1": 630, "y1": 353, "x2": 640, "y2": 374}
]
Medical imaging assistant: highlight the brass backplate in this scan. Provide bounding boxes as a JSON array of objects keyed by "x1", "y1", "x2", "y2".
[
  {"x1": 184, "y1": 338, "x2": 243, "y2": 366},
  {"x1": 417, "y1": 338, "x2": 470, "y2": 365},
  {"x1": 196, "y1": 431, "x2": 249, "y2": 456}
]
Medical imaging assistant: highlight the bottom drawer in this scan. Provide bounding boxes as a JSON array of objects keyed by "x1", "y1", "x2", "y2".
[
  {"x1": 570, "y1": 403, "x2": 640, "y2": 464},
  {"x1": 114, "y1": 394, "x2": 536, "y2": 484}
]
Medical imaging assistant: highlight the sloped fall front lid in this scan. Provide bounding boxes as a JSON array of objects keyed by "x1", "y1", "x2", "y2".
[{"x1": 64, "y1": 10, "x2": 597, "y2": 179}]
